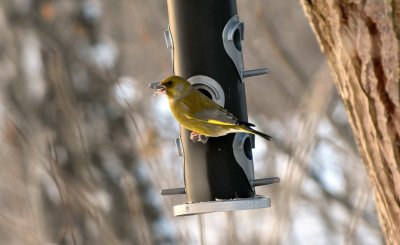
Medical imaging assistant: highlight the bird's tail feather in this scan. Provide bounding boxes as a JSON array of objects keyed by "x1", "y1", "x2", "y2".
[
  {"x1": 237, "y1": 120, "x2": 255, "y2": 127},
  {"x1": 242, "y1": 126, "x2": 273, "y2": 141}
]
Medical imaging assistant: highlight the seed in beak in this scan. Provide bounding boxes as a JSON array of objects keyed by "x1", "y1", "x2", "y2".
[
  {"x1": 149, "y1": 82, "x2": 159, "y2": 89},
  {"x1": 149, "y1": 82, "x2": 167, "y2": 95},
  {"x1": 155, "y1": 84, "x2": 166, "y2": 91}
]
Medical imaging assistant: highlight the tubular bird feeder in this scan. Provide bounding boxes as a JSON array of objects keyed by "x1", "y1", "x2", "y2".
[{"x1": 161, "y1": 0, "x2": 279, "y2": 216}]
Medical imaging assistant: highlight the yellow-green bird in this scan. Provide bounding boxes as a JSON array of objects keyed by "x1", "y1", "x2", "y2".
[{"x1": 151, "y1": 75, "x2": 272, "y2": 143}]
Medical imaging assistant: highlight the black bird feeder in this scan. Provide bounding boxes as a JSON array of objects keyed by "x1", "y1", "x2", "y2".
[{"x1": 161, "y1": 0, "x2": 279, "y2": 216}]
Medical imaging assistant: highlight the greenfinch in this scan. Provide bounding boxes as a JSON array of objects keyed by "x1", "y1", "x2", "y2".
[{"x1": 151, "y1": 75, "x2": 272, "y2": 143}]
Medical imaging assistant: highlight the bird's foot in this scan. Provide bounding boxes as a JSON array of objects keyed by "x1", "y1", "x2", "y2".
[{"x1": 190, "y1": 132, "x2": 209, "y2": 144}]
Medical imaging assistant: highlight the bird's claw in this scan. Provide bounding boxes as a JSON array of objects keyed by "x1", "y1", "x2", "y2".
[{"x1": 190, "y1": 132, "x2": 209, "y2": 144}]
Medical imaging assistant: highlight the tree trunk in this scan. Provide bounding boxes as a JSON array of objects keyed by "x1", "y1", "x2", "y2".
[{"x1": 299, "y1": 0, "x2": 400, "y2": 243}]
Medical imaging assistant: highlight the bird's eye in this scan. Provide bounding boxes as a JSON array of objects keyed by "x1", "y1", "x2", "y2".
[{"x1": 165, "y1": 80, "x2": 173, "y2": 86}]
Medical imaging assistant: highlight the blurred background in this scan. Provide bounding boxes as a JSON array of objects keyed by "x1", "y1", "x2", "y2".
[{"x1": 0, "y1": 0, "x2": 384, "y2": 244}]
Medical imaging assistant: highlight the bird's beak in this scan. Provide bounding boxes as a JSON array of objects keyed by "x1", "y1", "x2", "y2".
[{"x1": 149, "y1": 82, "x2": 166, "y2": 95}]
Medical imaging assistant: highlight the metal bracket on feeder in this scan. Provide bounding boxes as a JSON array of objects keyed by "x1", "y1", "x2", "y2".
[
  {"x1": 222, "y1": 15, "x2": 269, "y2": 81},
  {"x1": 233, "y1": 133, "x2": 255, "y2": 189},
  {"x1": 164, "y1": 26, "x2": 175, "y2": 72},
  {"x1": 164, "y1": 26, "x2": 173, "y2": 49},
  {"x1": 188, "y1": 75, "x2": 225, "y2": 106}
]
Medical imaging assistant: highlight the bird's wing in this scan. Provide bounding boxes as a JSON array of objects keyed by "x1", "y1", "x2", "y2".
[
  {"x1": 190, "y1": 107, "x2": 240, "y2": 126},
  {"x1": 182, "y1": 90, "x2": 254, "y2": 127},
  {"x1": 181, "y1": 90, "x2": 254, "y2": 126}
]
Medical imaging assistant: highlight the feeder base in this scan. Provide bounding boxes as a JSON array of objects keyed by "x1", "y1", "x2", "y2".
[{"x1": 173, "y1": 195, "x2": 271, "y2": 216}]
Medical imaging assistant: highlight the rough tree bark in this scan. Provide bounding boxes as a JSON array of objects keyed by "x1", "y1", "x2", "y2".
[{"x1": 299, "y1": 0, "x2": 400, "y2": 244}]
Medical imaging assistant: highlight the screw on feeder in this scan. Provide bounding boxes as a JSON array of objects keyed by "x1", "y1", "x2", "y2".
[
  {"x1": 160, "y1": 177, "x2": 280, "y2": 196},
  {"x1": 252, "y1": 177, "x2": 281, "y2": 187},
  {"x1": 175, "y1": 137, "x2": 183, "y2": 156},
  {"x1": 161, "y1": 187, "x2": 186, "y2": 195},
  {"x1": 242, "y1": 68, "x2": 269, "y2": 78}
]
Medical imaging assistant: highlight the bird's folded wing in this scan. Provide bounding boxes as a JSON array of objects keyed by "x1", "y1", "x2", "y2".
[
  {"x1": 188, "y1": 107, "x2": 240, "y2": 126},
  {"x1": 182, "y1": 89, "x2": 255, "y2": 127}
]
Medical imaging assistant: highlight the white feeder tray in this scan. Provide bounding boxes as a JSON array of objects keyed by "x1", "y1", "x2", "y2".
[{"x1": 173, "y1": 195, "x2": 270, "y2": 216}]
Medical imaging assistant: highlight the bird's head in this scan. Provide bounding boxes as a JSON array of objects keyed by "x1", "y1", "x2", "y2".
[{"x1": 151, "y1": 76, "x2": 192, "y2": 99}]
